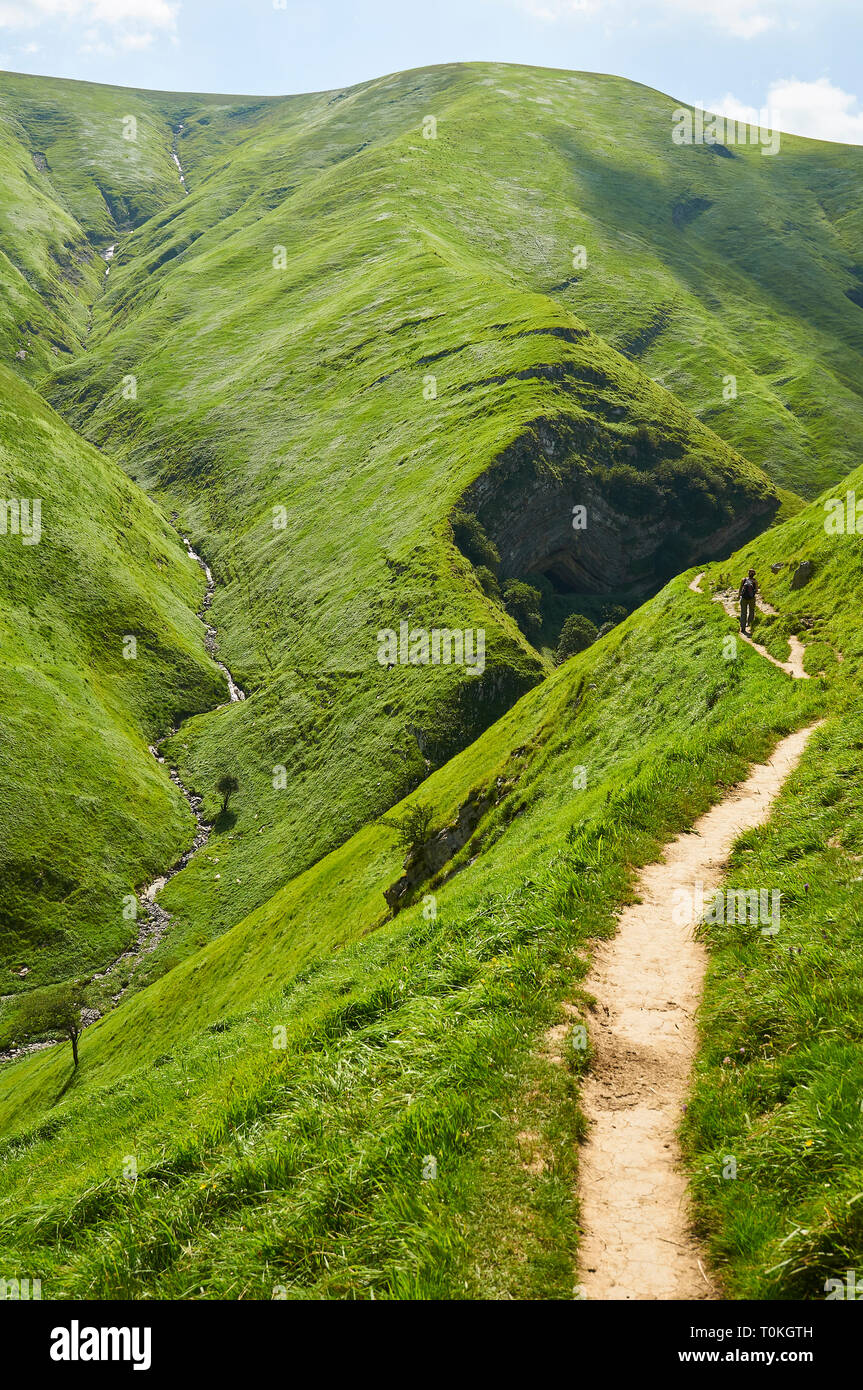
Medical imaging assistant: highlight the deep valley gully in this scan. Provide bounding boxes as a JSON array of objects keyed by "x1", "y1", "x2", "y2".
[
  {"x1": 0, "y1": 560, "x2": 828, "y2": 1306},
  {"x1": 0, "y1": 534, "x2": 244, "y2": 1063}
]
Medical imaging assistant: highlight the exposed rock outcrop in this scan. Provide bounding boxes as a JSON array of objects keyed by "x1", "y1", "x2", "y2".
[
  {"x1": 455, "y1": 417, "x2": 777, "y2": 601},
  {"x1": 790, "y1": 559, "x2": 815, "y2": 589},
  {"x1": 384, "y1": 784, "x2": 506, "y2": 914}
]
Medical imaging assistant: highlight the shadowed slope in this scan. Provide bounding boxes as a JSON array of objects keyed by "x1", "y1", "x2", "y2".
[{"x1": 0, "y1": 364, "x2": 226, "y2": 1001}]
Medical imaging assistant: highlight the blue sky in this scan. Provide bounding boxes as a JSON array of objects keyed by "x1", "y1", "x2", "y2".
[{"x1": 1, "y1": 0, "x2": 861, "y2": 143}]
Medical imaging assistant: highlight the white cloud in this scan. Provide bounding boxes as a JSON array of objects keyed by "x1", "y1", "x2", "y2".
[
  {"x1": 78, "y1": 37, "x2": 114, "y2": 55},
  {"x1": 516, "y1": 0, "x2": 600, "y2": 19},
  {"x1": 646, "y1": 0, "x2": 778, "y2": 39},
  {"x1": 719, "y1": 10, "x2": 773, "y2": 40},
  {"x1": 0, "y1": 0, "x2": 177, "y2": 64},
  {"x1": 707, "y1": 78, "x2": 863, "y2": 145},
  {"x1": 503, "y1": 0, "x2": 802, "y2": 39},
  {"x1": 118, "y1": 29, "x2": 155, "y2": 49},
  {"x1": 88, "y1": 0, "x2": 175, "y2": 24},
  {"x1": 0, "y1": 0, "x2": 175, "y2": 22}
]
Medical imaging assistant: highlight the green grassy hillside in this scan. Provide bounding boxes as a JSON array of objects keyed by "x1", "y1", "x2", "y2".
[
  {"x1": 0, "y1": 61, "x2": 860, "y2": 1301},
  {"x1": 7, "y1": 62, "x2": 815, "y2": 975},
  {"x1": 0, "y1": 530, "x2": 820, "y2": 1297},
  {"x1": 3, "y1": 63, "x2": 862, "y2": 494},
  {"x1": 685, "y1": 470, "x2": 863, "y2": 1297},
  {"x1": 1, "y1": 450, "x2": 858, "y2": 1302},
  {"x1": 0, "y1": 73, "x2": 187, "y2": 371},
  {"x1": 0, "y1": 363, "x2": 226, "y2": 1004},
  {"x1": 4, "y1": 66, "x2": 857, "y2": 984}
]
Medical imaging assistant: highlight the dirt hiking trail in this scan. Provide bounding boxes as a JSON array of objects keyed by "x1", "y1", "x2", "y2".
[
  {"x1": 688, "y1": 571, "x2": 808, "y2": 679},
  {"x1": 579, "y1": 571, "x2": 817, "y2": 1298},
  {"x1": 577, "y1": 721, "x2": 821, "y2": 1299}
]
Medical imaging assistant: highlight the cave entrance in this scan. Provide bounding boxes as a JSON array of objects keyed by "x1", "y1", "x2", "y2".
[{"x1": 538, "y1": 558, "x2": 583, "y2": 595}]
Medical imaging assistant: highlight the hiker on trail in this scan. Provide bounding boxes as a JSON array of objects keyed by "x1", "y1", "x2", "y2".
[{"x1": 739, "y1": 568, "x2": 758, "y2": 634}]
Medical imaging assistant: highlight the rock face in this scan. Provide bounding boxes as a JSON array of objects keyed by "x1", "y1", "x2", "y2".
[
  {"x1": 790, "y1": 560, "x2": 815, "y2": 589},
  {"x1": 455, "y1": 418, "x2": 777, "y2": 602},
  {"x1": 384, "y1": 787, "x2": 499, "y2": 914}
]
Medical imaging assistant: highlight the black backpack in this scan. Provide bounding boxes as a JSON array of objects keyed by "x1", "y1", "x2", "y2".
[{"x1": 741, "y1": 577, "x2": 756, "y2": 600}]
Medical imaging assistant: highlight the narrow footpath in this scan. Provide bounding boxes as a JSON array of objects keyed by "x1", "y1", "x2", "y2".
[
  {"x1": 577, "y1": 570, "x2": 819, "y2": 1298},
  {"x1": 688, "y1": 571, "x2": 808, "y2": 679}
]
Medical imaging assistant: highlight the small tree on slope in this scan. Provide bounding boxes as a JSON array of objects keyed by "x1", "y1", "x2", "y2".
[
  {"x1": 217, "y1": 773, "x2": 240, "y2": 813},
  {"x1": 18, "y1": 980, "x2": 87, "y2": 1068}
]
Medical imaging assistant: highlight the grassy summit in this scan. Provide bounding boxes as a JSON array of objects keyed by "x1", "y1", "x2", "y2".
[{"x1": 2, "y1": 63, "x2": 861, "y2": 488}]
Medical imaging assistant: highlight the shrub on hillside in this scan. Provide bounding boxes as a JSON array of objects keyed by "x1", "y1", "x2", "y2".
[
  {"x1": 604, "y1": 464, "x2": 662, "y2": 513},
  {"x1": 217, "y1": 773, "x2": 240, "y2": 812},
  {"x1": 381, "y1": 801, "x2": 435, "y2": 861},
  {"x1": 503, "y1": 579, "x2": 543, "y2": 638},
  {"x1": 451, "y1": 510, "x2": 500, "y2": 570},
  {"x1": 631, "y1": 423, "x2": 664, "y2": 461},
  {"x1": 475, "y1": 565, "x2": 501, "y2": 601},
  {"x1": 555, "y1": 613, "x2": 598, "y2": 663}
]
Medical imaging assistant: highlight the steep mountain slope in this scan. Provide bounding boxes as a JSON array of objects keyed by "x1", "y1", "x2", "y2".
[
  {"x1": 3, "y1": 64, "x2": 806, "y2": 971},
  {"x1": 0, "y1": 62, "x2": 860, "y2": 1300},
  {"x1": 0, "y1": 73, "x2": 190, "y2": 370},
  {"x1": 0, "y1": 551, "x2": 810, "y2": 1297},
  {"x1": 3, "y1": 457, "x2": 860, "y2": 1298},
  {"x1": 685, "y1": 477, "x2": 863, "y2": 1297},
  {"x1": 0, "y1": 363, "x2": 226, "y2": 1000},
  {"x1": 4, "y1": 63, "x2": 863, "y2": 493}
]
